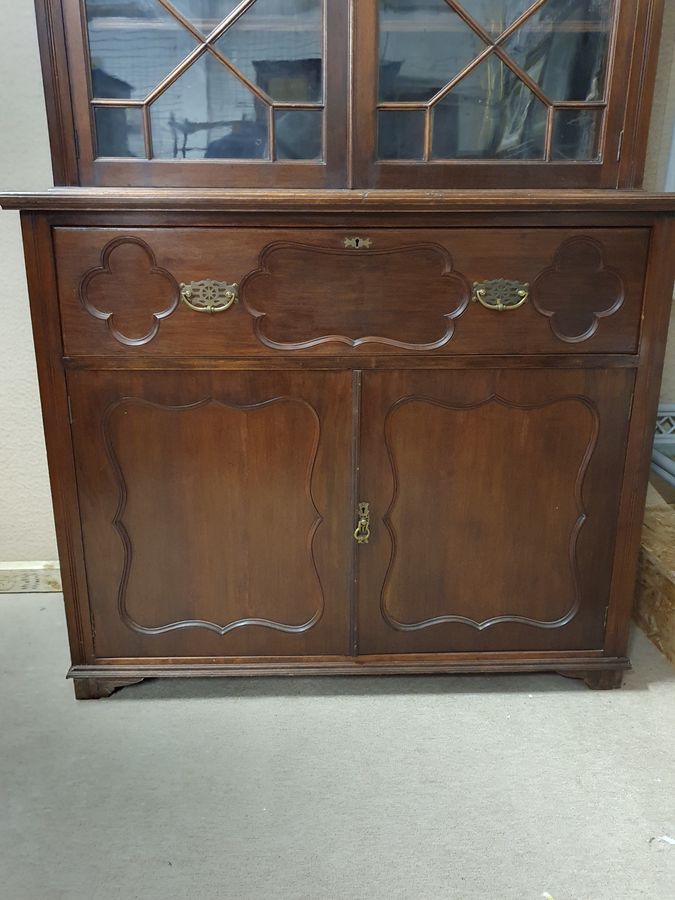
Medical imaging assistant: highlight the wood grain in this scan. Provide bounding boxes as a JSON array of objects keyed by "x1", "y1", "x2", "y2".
[
  {"x1": 357, "y1": 369, "x2": 635, "y2": 655},
  {"x1": 14, "y1": 0, "x2": 675, "y2": 694},
  {"x1": 241, "y1": 240, "x2": 470, "y2": 350},
  {"x1": 3, "y1": 189, "x2": 675, "y2": 212},
  {"x1": 54, "y1": 227, "x2": 649, "y2": 357},
  {"x1": 67, "y1": 370, "x2": 354, "y2": 660}
]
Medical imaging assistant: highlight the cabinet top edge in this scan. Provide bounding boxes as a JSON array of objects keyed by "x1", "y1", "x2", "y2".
[{"x1": 2, "y1": 189, "x2": 675, "y2": 213}]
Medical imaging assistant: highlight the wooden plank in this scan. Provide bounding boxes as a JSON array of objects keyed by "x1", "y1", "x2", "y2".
[{"x1": 2, "y1": 189, "x2": 675, "y2": 212}]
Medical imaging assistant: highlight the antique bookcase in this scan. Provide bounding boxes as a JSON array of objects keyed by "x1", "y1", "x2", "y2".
[{"x1": 2, "y1": 0, "x2": 674, "y2": 697}]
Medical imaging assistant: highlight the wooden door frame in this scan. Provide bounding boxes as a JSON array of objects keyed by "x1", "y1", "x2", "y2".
[
  {"x1": 351, "y1": 0, "x2": 664, "y2": 190},
  {"x1": 36, "y1": 0, "x2": 350, "y2": 188},
  {"x1": 34, "y1": 0, "x2": 663, "y2": 189}
]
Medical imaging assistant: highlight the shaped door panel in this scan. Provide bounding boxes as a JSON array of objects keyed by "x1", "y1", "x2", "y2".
[
  {"x1": 357, "y1": 369, "x2": 634, "y2": 653},
  {"x1": 69, "y1": 370, "x2": 353, "y2": 659}
]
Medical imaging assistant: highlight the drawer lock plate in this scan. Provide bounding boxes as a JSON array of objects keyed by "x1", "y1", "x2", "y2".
[{"x1": 344, "y1": 237, "x2": 372, "y2": 250}]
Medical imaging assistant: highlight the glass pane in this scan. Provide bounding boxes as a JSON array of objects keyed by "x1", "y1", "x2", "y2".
[
  {"x1": 85, "y1": 0, "x2": 198, "y2": 100},
  {"x1": 379, "y1": 0, "x2": 487, "y2": 102},
  {"x1": 551, "y1": 107, "x2": 602, "y2": 160},
  {"x1": 149, "y1": 54, "x2": 268, "y2": 159},
  {"x1": 167, "y1": 0, "x2": 239, "y2": 36},
  {"x1": 431, "y1": 56, "x2": 547, "y2": 159},
  {"x1": 216, "y1": 0, "x2": 323, "y2": 101},
  {"x1": 502, "y1": 0, "x2": 613, "y2": 101},
  {"x1": 94, "y1": 106, "x2": 144, "y2": 157},
  {"x1": 455, "y1": 1, "x2": 540, "y2": 37},
  {"x1": 378, "y1": 109, "x2": 426, "y2": 160},
  {"x1": 275, "y1": 109, "x2": 322, "y2": 159}
]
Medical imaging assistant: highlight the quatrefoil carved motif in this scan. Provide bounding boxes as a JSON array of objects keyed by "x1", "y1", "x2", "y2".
[
  {"x1": 80, "y1": 237, "x2": 179, "y2": 346},
  {"x1": 532, "y1": 237, "x2": 624, "y2": 343}
]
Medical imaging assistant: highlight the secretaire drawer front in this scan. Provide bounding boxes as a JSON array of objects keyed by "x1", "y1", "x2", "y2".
[{"x1": 54, "y1": 227, "x2": 649, "y2": 357}]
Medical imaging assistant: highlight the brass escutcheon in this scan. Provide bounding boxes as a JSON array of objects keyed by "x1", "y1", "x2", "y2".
[
  {"x1": 353, "y1": 502, "x2": 371, "y2": 545},
  {"x1": 344, "y1": 237, "x2": 372, "y2": 250}
]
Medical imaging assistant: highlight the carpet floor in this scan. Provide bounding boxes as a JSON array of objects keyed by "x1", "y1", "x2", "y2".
[{"x1": 1, "y1": 593, "x2": 673, "y2": 900}]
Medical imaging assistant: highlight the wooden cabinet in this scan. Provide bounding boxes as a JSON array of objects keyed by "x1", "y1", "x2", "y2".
[
  {"x1": 1, "y1": 1, "x2": 674, "y2": 696},
  {"x1": 39, "y1": 0, "x2": 662, "y2": 188}
]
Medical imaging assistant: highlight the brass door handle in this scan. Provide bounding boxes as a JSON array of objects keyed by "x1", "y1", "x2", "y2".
[
  {"x1": 472, "y1": 279, "x2": 529, "y2": 312},
  {"x1": 180, "y1": 280, "x2": 239, "y2": 313},
  {"x1": 353, "y1": 502, "x2": 371, "y2": 545}
]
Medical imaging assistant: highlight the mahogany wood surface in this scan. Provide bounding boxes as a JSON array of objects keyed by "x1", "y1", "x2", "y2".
[
  {"x1": 13, "y1": 203, "x2": 675, "y2": 694},
  {"x1": 53, "y1": 226, "x2": 649, "y2": 358},
  {"x1": 7, "y1": 2, "x2": 675, "y2": 694},
  {"x1": 68, "y1": 370, "x2": 354, "y2": 660},
  {"x1": 357, "y1": 368, "x2": 634, "y2": 654},
  {"x1": 4, "y1": 189, "x2": 675, "y2": 212}
]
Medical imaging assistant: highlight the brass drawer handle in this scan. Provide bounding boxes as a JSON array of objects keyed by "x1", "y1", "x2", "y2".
[
  {"x1": 180, "y1": 280, "x2": 239, "y2": 313},
  {"x1": 472, "y1": 279, "x2": 529, "y2": 312},
  {"x1": 353, "y1": 502, "x2": 371, "y2": 545}
]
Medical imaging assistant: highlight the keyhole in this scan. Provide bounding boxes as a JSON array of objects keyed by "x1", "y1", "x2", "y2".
[{"x1": 344, "y1": 237, "x2": 372, "y2": 250}]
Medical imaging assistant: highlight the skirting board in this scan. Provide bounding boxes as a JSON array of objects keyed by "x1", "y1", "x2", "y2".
[{"x1": 0, "y1": 562, "x2": 62, "y2": 593}]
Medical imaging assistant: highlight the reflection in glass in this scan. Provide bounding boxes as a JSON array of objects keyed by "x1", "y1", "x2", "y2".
[
  {"x1": 379, "y1": 0, "x2": 486, "y2": 101},
  {"x1": 87, "y1": 0, "x2": 325, "y2": 161},
  {"x1": 431, "y1": 56, "x2": 547, "y2": 159},
  {"x1": 552, "y1": 108, "x2": 602, "y2": 160},
  {"x1": 94, "y1": 106, "x2": 144, "y2": 157},
  {"x1": 168, "y1": 0, "x2": 239, "y2": 36},
  {"x1": 150, "y1": 54, "x2": 268, "y2": 159},
  {"x1": 216, "y1": 0, "x2": 323, "y2": 101},
  {"x1": 275, "y1": 109, "x2": 323, "y2": 159},
  {"x1": 503, "y1": 0, "x2": 612, "y2": 101},
  {"x1": 378, "y1": 109, "x2": 426, "y2": 159},
  {"x1": 456, "y1": 0, "x2": 540, "y2": 37},
  {"x1": 85, "y1": 0, "x2": 197, "y2": 100}
]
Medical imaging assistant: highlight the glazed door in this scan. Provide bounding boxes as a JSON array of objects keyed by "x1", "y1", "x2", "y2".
[
  {"x1": 357, "y1": 369, "x2": 635, "y2": 654},
  {"x1": 62, "y1": 0, "x2": 349, "y2": 187},
  {"x1": 353, "y1": 0, "x2": 647, "y2": 188},
  {"x1": 68, "y1": 370, "x2": 353, "y2": 660}
]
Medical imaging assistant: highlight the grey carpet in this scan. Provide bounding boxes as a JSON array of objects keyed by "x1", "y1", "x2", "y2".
[{"x1": 1, "y1": 593, "x2": 673, "y2": 900}]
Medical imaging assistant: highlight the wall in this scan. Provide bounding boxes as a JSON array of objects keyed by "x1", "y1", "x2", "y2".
[
  {"x1": 0, "y1": 5, "x2": 674, "y2": 562},
  {"x1": 0, "y1": 4, "x2": 56, "y2": 560}
]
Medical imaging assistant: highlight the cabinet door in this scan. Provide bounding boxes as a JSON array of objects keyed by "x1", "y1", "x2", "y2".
[
  {"x1": 353, "y1": 0, "x2": 649, "y2": 188},
  {"x1": 68, "y1": 370, "x2": 353, "y2": 660},
  {"x1": 63, "y1": 0, "x2": 348, "y2": 187},
  {"x1": 357, "y1": 369, "x2": 634, "y2": 654}
]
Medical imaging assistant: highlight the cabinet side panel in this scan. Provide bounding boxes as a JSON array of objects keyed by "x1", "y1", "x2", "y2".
[
  {"x1": 605, "y1": 215, "x2": 675, "y2": 654},
  {"x1": 20, "y1": 212, "x2": 93, "y2": 665}
]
